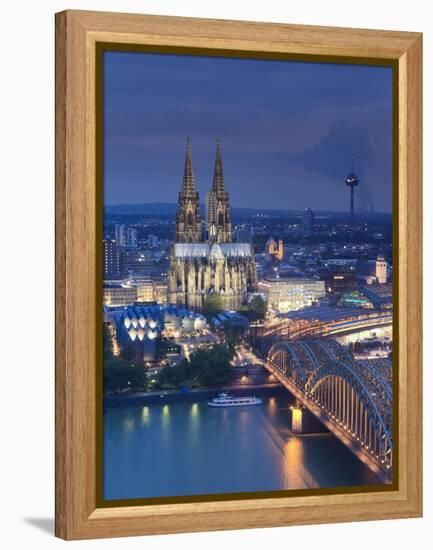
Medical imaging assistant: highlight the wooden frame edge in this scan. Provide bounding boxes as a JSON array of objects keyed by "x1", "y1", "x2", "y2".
[
  {"x1": 55, "y1": 10, "x2": 67, "y2": 540},
  {"x1": 402, "y1": 34, "x2": 423, "y2": 517},
  {"x1": 55, "y1": 10, "x2": 423, "y2": 540}
]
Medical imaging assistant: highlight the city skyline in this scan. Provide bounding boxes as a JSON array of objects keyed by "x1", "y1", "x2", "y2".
[{"x1": 104, "y1": 52, "x2": 393, "y2": 212}]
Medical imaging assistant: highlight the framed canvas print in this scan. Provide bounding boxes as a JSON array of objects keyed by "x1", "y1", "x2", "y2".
[{"x1": 55, "y1": 10, "x2": 423, "y2": 540}]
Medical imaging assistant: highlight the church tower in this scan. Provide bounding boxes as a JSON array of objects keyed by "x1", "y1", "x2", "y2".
[
  {"x1": 175, "y1": 138, "x2": 202, "y2": 242},
  {"x1": 206, "y1": 141, "x2": 232, "y2": 243},
  {"x1": 375, "y1": 252, "x2": 387, "y2": 284}
]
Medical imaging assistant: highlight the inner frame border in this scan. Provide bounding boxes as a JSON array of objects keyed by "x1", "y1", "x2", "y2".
[{"x1": 94, "y1": 42, "x2": 399, "y2": 508}]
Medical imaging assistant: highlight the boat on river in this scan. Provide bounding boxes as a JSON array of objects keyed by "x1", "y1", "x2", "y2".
[{"x1": 207, "y1": 392, "x2": 262, "y2": 407}]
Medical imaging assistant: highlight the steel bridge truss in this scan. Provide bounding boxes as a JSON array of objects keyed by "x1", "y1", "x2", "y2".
[{"x1": 268, "y1": 339, "x2": 393, "y2": 475}]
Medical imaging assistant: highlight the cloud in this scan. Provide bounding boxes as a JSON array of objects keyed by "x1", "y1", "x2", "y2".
[
  {"x1": 295, "y1": 121, "x2": 377, "y2": 210},
  {"x1": 297, "y1": 121, "x2": 371, "y2": 178}
]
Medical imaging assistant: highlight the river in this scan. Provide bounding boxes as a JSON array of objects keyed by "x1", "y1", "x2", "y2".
[{"x1": 103, "y1": 390, "x2": 382, "y2": 500}]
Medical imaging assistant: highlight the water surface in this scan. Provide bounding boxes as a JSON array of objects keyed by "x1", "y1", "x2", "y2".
[{"x1": 104, "y1": 394, "x2": 381, "y2": 500}]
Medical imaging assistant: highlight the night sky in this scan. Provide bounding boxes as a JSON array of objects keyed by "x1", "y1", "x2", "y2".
[{"x1": 103, "y1": 51, "x2": 393, "y2": 212}]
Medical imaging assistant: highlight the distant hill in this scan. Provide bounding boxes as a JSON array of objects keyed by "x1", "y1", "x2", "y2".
[
  {"x1": 104, "y1": 203, "x2": 305, "y2": 216},
  {"x1": 104, "y1": 203, "x2": 178, "y2": 216},
  {"x1": 104, "y1": 203, "x2": 391, "y2": 219},
  {"x1": 104, "y1": 202, "x2": 291, "y2": 216}
]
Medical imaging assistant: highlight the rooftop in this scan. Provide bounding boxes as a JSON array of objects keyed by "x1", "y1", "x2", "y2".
[
  {"x1": 359, "y1": 284, "x2": 393, "y2": 307},
  {"x1": 174, "y1": 242, "x2": 253, "y2": 259},
  {"x1": 113, "y1": 303, "x2": 206, "y2": 321},
  {"x1": 260, "y1": 276, "x2": 322, "y2": 285},
  {"x1": 212, "y1": 310, "x2": 249, "y2": 327}
]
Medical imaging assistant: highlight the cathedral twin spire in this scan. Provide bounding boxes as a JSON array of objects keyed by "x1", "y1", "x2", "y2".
[
  {"x1": 212, "y1": 140, "x2": 225, "y2": 195},
  {"x1": 175, "y1": 139, "x2": 232, "y2": 244},
  {"x1": 207, "y1": 140, "x2": 232, "y2": 243},
  {"x1": 175, "y1": 137, "x2": 202, "y2": 243},
  {"x1": 181, "y1": 137, "x2": 196, "y2": 196}
]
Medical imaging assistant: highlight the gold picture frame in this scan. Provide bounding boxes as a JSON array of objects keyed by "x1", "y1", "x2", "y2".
[{"x1": 55, "y1": 9, "x2": 422, "y2": 540}]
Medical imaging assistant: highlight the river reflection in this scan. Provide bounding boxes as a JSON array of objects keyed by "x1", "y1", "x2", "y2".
[{"x1": 104, "y1": 394, "x2": 381, "y2": 500}]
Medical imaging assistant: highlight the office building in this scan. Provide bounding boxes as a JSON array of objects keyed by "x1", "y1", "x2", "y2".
[
  {"x1": 103, "y1": 282, "x2": 137, "y2": 307},
  {"x1": 103, "y1": 239, "x2": 121, "y2": 277},
  {"x1": 148, "y1": 234, "x2": 159, "y2": 249},
  {"x1": 114, "y1": 224, "x2": 127, "y2": 247},
  {"x1": 303, "y1": 208, "x2": 315, "y2": 236},
  {"x1": 126, "y1": 227, "x2": 138, "y2": 248},
  {"x1": 258, "y1": 277, "x2": 326, "y2": 313}
]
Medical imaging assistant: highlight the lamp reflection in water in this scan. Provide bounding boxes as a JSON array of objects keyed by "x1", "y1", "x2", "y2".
[
  {"x1": 123, "y1": 417, "x2": 135, "y2": 432},
  {"x1": 190, "y1": 403, "x2": 200, "y2": 434},
  {"x1": 283, "y1": 437, "x2": 318, "y2": 488},
  {"x1": 191, "y1": 403, "x2": 199, "y2": 417},
  {"x1": 160, "y1": 404, "x2": 171, "y2": 442},
  {"x1": 141, "y1": 406, "x2": 150, "y2": 426},
  {"x1": 268, "y1": 397, "x2": 277, "y2": 417}
]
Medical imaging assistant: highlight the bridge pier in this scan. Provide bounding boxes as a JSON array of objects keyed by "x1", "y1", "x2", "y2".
[{"x1": 290, "y1": 403, "x2": 328, "y2": 434}]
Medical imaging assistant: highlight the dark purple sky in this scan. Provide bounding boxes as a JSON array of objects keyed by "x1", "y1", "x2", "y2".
[{"x1": 103, "y1": 51, "x2": 393, "y2": 212}]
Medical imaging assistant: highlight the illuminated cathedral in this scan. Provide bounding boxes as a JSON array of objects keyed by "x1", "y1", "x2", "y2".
[{"x1": 168, "y1": 139, "x2": 257, "y2": 311}]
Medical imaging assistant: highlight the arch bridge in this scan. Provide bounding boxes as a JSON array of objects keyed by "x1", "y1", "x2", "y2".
[{"x1": 266, "y1": 339, "x2": 393, "y2": 480}]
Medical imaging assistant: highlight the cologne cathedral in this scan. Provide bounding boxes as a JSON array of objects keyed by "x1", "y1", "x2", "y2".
[{"x1": 168, "y1": 139, "x2": 257, "y2": 311}]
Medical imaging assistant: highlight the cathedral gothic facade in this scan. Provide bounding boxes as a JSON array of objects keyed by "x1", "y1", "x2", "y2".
[{"x1": 168, "y1": 139, "x2": 257, "y2": 311}]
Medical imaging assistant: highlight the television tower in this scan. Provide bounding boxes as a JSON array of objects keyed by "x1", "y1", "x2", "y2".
[{"x1": 345, "y1": 149, "x2": 359, "y2": 224}]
